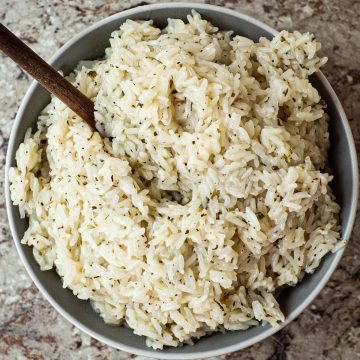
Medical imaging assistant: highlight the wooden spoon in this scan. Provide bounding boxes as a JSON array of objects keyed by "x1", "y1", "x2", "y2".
[{"x1": 0, "y1": 23, "x2": 96, "y2": 129}]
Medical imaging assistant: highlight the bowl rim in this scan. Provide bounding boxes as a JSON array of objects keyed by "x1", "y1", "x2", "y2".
[{"x1": 5, "y1": 2, "x2": 359, "y2": 359}]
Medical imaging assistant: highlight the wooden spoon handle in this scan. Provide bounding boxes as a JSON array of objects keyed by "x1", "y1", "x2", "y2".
[{"x1": 0, "y1": 23, "x2": 95, "y2": 129}]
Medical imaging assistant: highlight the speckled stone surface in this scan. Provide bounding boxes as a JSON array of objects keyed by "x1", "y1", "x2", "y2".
[{"x1": 0, "y1": 0, "x2": 359, "y2": 359}]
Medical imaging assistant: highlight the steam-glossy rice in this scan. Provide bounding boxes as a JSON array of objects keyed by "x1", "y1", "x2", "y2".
[{"x1": 9, "y1": 12, "x2": 341, "y2": 349}]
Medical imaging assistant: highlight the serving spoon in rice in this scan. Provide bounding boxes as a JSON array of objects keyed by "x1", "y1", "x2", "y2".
[{"x1": 0, "y1": 23, "x2": 96, "y2": 129}]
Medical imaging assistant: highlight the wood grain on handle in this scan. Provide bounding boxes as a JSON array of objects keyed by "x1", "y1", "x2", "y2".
[{"x1": 0, "y1": 23, "x2": 95, "y2": 129}]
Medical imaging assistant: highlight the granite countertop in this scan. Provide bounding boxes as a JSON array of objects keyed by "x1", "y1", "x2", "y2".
[{"x1": 0, "y1": 0, "x2": 359, "y2": 359}]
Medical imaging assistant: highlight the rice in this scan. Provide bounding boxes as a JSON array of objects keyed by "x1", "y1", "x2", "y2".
[{"x1": 9, "y1": 11, "x2": 341, "y2": 349}]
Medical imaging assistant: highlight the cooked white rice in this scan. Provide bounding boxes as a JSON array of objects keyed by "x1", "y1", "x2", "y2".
[{"x1": 9, "y1": 11, "x2": 341, "y2": 349}]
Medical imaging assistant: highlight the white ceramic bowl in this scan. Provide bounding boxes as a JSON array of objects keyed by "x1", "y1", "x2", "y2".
[{"x1": 5, "y1": 3, "x2": 358, "y2": 358}]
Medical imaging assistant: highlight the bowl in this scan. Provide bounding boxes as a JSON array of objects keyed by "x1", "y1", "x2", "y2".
[{"x1": 5, "y1": 2, "x2": 358, "y2": 358}]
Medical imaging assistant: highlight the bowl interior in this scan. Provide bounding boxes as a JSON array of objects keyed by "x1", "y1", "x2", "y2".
[{"x1": 6, "y1": 4, "x2": 357, "y2": 358}]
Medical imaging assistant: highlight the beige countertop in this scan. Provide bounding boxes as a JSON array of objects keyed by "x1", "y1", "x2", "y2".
[{"x1": 0, "y1": 0, "x2": 359, "y2": 359}]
